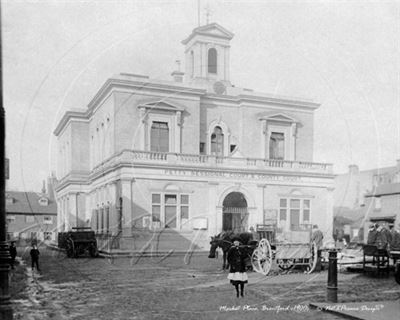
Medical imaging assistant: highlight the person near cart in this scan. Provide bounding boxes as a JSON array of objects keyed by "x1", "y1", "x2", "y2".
[
  {"x1": 9, "y1": 241, "x2": 17, "y2": 269},
  {"x1": 311, "y1": 225, "x2": 324, "y2": 271},
  {"x1": 227, "y1": 239, "x2": 248, "y2": 298},
  {"x1": 367, "y1": 223, "x2": 378, "y2": 245},
  {"x1": 30, "y1": 244, "x2": 41, "y2": 272}
]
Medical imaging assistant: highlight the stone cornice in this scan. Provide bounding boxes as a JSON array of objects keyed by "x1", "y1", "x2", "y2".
[
  {"x1": 53, "y1": 110, "x2": 90, "y2": 136},
  {"x1": 87, "y1": 78, "x2": 206, "y2": 113},
  {"x1": 88, "y1": 161, "x2": 335, "y2": 183},
  {"x1": 202, "y1": 93, "x2": 320, "y2": 110}
]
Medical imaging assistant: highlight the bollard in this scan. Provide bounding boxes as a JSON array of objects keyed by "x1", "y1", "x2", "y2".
[{"x1": 327, "y1": 249, "x2": 338, "y2": 303}]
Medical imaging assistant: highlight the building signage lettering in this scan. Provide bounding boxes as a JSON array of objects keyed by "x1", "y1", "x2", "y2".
[{"x1": 163, "y1": 169, "x2": 301, "y2": 181}]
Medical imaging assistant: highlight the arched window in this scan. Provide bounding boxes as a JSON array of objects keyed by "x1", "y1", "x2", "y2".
[
  {"x1": 211, "y1": 126, "x2": 224, "y2": 156},
  {"x1": 208, "y1": 48, "x2": 217, "y2": 74}
]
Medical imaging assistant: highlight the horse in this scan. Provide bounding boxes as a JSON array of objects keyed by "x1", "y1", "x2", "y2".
[{"x1": 208, "y1": 231, "x2": 255, "y2": 270}]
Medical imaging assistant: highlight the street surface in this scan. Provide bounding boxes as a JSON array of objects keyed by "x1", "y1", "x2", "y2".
[{"x1": 10, "y1": 247, "x2": 400, "y2": 320}]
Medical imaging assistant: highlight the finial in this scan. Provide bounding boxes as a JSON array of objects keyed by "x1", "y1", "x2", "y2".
[{"x1": 204, "y1": 4, "x2": 212, "y2": 24}]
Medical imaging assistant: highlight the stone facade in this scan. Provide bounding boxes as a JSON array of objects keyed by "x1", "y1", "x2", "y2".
[{"x1": 54, "y1": 23, "x2": 334, "y2": 250}]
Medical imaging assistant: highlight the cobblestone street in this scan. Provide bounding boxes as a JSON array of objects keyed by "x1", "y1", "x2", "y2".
[{"x1": 10, "y1": 247, "x2": 400, "y2": 319}]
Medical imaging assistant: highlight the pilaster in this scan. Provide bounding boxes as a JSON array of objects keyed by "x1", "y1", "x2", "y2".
[{"x1": 120, "y1": 178, "x2": 133, "y2": 236}]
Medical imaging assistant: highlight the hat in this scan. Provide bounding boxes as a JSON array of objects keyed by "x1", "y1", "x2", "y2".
[{"x1": 232, "y1": 236, "x2": 242, "y2": 243}]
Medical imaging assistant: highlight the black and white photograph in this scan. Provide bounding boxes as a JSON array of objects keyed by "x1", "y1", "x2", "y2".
[{"x1": 1, "y1": 0, "x2": 399, "y2": 319}]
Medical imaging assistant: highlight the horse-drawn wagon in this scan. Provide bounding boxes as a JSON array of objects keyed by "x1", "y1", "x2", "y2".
[
  {"x1": 209, "y1": 224, "x2": 319, "y2": 275},
  {"x1": 251, "y1": 225, "x2": 318, "y2": 275},
  {"x1": 58, "y1": 227, "x2": 99, "y2": 258}
]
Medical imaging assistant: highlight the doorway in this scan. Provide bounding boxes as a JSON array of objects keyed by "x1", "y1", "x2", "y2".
[{"x1": 222, "y1": 192, "x2": 248, "y2": 233}]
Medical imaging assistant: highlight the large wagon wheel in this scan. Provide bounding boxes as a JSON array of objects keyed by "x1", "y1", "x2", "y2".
[
  {"x1": 251, "y1": 239, "x2": 272, "y2": 276},
  {"x1": 277, "y1": 259, "x2": 295, "y2": 270},
  {"x1": 305, "y1": 241, "x2": 318, "y2": 274},
  {"x1": 66, "y1": 239, "x2": 75, "y2": 258}
]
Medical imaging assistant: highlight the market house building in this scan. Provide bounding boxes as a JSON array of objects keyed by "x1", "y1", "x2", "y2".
[{"x1": 54, "y1": 23, "x2": 334, "y2": 251}]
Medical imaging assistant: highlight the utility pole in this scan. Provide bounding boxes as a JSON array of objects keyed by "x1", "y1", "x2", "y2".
[{"x1": 0, "y1": 2, "x2": 13, "y2": 318}]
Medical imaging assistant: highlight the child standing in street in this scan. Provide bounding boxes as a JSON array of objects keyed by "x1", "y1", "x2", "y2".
[{"x1": 227, "y1": 239, "x2": 248, "y2": 297}]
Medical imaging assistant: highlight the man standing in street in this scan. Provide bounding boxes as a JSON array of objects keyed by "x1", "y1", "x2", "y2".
[
  {"x1": 9, "y1": 241, "x2": 17, "y2": 269},
  {"x1": 30, "y1": 244, "x2": 40, "y2": 272},
  {"x1": 311, "y1": 224, "x2": 324, "y2": 271}
]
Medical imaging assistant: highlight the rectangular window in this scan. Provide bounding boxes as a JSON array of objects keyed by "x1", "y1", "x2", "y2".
[
  {"x1": 151, "y1": 193, "x2": 189, "y2": 229},
  {"x1": 279, "y1": 199, "x2": 287, "y2": 221},
  {"x1": 269, "y1": 132, "x2": 285, "y2": 160},
  {"x1": 151, "y1": 121, "x2": 169, "y2": 152},
  {"x1": 26, "y1": 216, "x2": 35, "y2": 223},
  {"x1": 180, "y1": 194, "x2": 189, "y2": 228},
  {"x1": 43, "y1": 216, "x2": 52, "y2": 224},
  {"x1": 199, "y1": 142, "x2": 205, "y2": 154},
  {"x1": 279, "y1": 198, "x2": 311, "y2": 230},
  {"x1": 303, "y1": 200, "x2": 310, "y2": 222},
  {"x1": 165, "y1": 194, "x2": 177, "y2": 228},
  {"x1": 375, "y1": 197, "x2": 381, "y2": 210},
  {"x1": 152, "y1": 194, "x2": 161, "y2": 222},
  {"x1": 6, "y1": 215, "x2": 16, "y2": 224},
  {"x1": 290, "y1": 199, "x2": 301, "y2": 229}
]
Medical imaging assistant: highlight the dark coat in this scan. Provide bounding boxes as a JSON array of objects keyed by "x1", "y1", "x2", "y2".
[
  {"x1": 367, "y1": 230, "x2": 378, "y2": 245},
  {"x1": 9, "y1": 245, "x2": 17, "y2": 259},
  {"x1": 227, "y1": 245, "x2": 246, "y2": 273},
  {"x1": 30, "y1": 248, "x2": 40, "y2": 260}
]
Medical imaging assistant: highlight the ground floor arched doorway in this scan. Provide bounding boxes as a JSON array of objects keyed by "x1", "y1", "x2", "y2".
[{"x1": 222, "y1": 192, "x2": 248, "y2": 233}]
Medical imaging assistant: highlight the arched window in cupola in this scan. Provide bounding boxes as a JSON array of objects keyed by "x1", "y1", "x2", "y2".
[
  {"x1": 208, "y1": 48, "x2": 217, "y2": 74},
  {"x1": 211, "y1": 126, "x2": 224, "y2": 156}
]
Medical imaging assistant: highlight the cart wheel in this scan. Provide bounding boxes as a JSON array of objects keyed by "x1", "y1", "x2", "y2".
[
  {"x1": 66, "y1": 239, "x2": 75, "y2": 258},
  {"x1": 306, "y1": 241, "x2": 318, "y2": 274},
  {"x1": 251, "y1": 239, "x2": 272, "y2": 276},
  {"x1": 277, "y1": 259, "x2": 295, "y2": 270}
]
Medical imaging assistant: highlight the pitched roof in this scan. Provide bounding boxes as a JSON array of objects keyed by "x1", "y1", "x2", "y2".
[
  {"x1": 365, "y1": 183, "x2": 400, "y2": 197},
  {"x1": 6, "y1": 191, "x2": 57, "y2": 215}
]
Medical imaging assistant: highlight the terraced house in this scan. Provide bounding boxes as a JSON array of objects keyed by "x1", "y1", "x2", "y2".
[{"x1": 54, "y1": 23, "x2": 334, "y2": 251}]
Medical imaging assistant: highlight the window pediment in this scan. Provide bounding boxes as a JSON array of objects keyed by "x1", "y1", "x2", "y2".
[
  {"x1": 258, "y1": 112, "x2": 301, "y2": 125},
  {"x1": 137, "y1": 99, "x2": 185, "y2": 113}
]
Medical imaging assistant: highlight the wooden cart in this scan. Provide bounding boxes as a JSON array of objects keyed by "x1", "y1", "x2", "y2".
[
  {"x1": 58, "y1": 227, "x2": 99, "y2": 258},
  {"x1": 251, "y1": 226, "x2": 318, "y2": 275}
]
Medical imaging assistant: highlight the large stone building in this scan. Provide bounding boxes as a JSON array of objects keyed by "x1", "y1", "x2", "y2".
[{"x1": 54, "y1": 23, "x2": 334, "y2": 251}]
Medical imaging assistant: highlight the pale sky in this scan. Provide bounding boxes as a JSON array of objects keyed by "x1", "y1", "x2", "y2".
[{"x1": 3, "y1": 0, "x2": 400, "y2": 191}]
